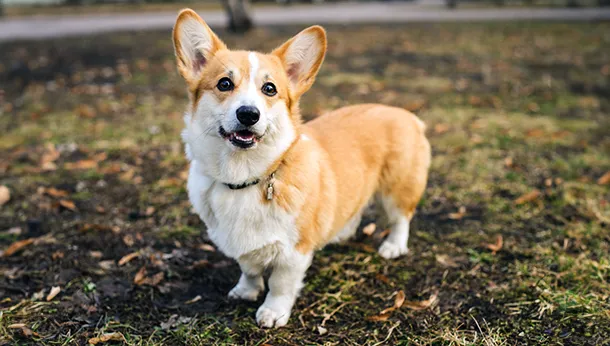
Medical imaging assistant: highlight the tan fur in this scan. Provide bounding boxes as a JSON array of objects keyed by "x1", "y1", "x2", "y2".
[{"x1": 268, "y1": 105, "x2": 430, "y2": 253}]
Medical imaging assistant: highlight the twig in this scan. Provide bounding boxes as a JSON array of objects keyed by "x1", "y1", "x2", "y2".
[
  {"x1": 371, "y1": 321, "x2": 400, "y2": 346},
  {"x1": 321, "y1": 301, "x2": 354, "y2": 327}
]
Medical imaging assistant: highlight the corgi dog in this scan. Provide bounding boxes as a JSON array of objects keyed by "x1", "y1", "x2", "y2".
[{"x1": 173, "y1": 9, "x2": 431, "y2": 328}]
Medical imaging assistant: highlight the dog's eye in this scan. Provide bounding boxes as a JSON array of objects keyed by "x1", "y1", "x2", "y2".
[
  {"x1": 261, "y1": 82, "x2": 277, "y2": 97},
  {"x1": 217, "y1": 77, "x2": 234, "y2": 92}
]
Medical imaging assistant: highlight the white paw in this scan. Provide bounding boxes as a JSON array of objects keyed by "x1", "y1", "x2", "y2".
[
  {"x1": 228, "y1": 283, "x2": 262, "y2": 301},
  {"x1": 378, "y1": 240, "x2": 409, "y2": 259},
  {"x1": 256, "y1": 305, "x2": 290, "y2": 328}
]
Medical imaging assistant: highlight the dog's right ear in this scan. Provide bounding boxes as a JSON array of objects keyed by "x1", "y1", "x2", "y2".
[{"x1": 173, "y1": 9, "x2": 226, "y2": 86}]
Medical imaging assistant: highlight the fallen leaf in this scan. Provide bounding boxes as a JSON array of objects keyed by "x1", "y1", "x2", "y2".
[
  {"x1": 317, "y1": 325, "x2": 328, "y2": 335},
  {"x1": 123, "y1": 235, "x2": 135, "y2": 247},
  {"x1": 448, "y1": 206, "x2": 467, "y2": 220},
  {"x1": 436, "y1": 254, "x2": 459, "y2": 268},
  {"x1": 64, "y1": 160, "x2": 97, "y2": 170},
  {"x1": 76, "y1": 104, "x2": 96, "y2": 118},
  {"x1": 88, "y1": 332, "x2": 125, "y2": 345},
  {"x1": 380, "y1": 290, "x2": 406, "y2": 315},
  {"x1": 141, "y1": 272, "x2": 164, "y2": 286},
  {"x1": 485, "y1": 235, "x2": 503, "y2": 254},
  {"x1": 434, "y1": 123, "x2": 450, "y2": 134},
  {"x1": 504, "y1": 157, "x2": 513, "y2": 168},
  {"x1": 58, "y1": 200, "x2": 77, "y2": 211},
  {"x1": 2, "y1": 238, "x2": 35, "y2": 257},
  {"x1": 145, "y1": 206, "x2": 155, "y2": 216},
  {"x1": 95, "y1": 206, "x2": 106, "y2": 214},
  {"x1": 46, "y1": 286, "x2": 61, "y2": 301},
  {"x1": 198, "y1": 244, "x2": 216, "y2": 252},
  {"x1": 366, "y1": 312, "x2": 391, "y2": 322},
  {"x1": 375, "y1": 273, "x2": 391, "y2": 284},
  {"x1": 133, "y1": 267, "x2": 147, "y2": 285},
  {"x1": 8, "y1": 323, "x2": 39, "y2": 337},
  {"x1": 0, "y1": 185, "x2": 10, "y2": 206},
  {"x1": 99, "y1": 260, "x2": 115, "y2": 270},
  {"x1": 526, "y1": 128, "x2": 545, "y2": 138},
  {"x1": 40, "y1": 143, "x2": 60, "y2": 166},
  {"x1": 515, "y1": 189, "x2": 541, "y2": 205},
  {"x1": 598, "y1": 171, "x2": 610, "y2": 185},
  {"x1": 118, "y1": 252, "x2": 140, "y2": 266},
  {"x1": 362, "y1": 223, "x2": 376, "y2": 236},
  {"x1": 41, "y1": 187, "x2": 69, "y2": 198},
  {"x1": 92, "y1": 152, "x2": 108, "y2": 162},
  {"x1": 185, "y1": 295, "x2": 202, "y2": 304},
  {"x1": 403, "y1": 291, "x2": 439, "y2": 310}
]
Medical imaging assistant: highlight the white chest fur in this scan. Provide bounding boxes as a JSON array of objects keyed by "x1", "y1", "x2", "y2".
[{"x1": 187, "y1": 160, "x2": 298, "y2": 260}]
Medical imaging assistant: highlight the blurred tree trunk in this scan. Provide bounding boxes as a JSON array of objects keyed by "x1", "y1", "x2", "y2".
[
  {"x1": 446, "y1": 0, "x2": 457, "y2": 8},
  {"x1": 223, "y1": 0, "x2": 253, "y2": 33}
]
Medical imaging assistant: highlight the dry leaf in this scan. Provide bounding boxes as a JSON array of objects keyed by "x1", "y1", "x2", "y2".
[
  {"x1": 46, "y1": 286, "x2": 61, "y2": 301},
  {"x1": 88, "y1": 332, "x2": 125, "y2": 344},
  {"x1": 64, "y1": 160, "x2": 97, "y2": 170},
  {"x1": 95, "y1": 206, "x2": 106, "y2": 214},
  {"x1": 145, "y1": 206, "x2": 155, "y2": 216},
  {"x1": 436, "y1": 254, "x2": 459, "y2": 268},
  {"x1": 58, "y1": 199, "x2": 77, "y2": 211},
  {"x1": 198, "y1": 244, "x2": 216, "y2": 252},
  {"x1": 362, "y1": 223, "x2": 376, "y2": 236},
  {"x1": 90, "y1": 251, "x2": 103, "y2": 258},
  {"x1": 515, "y1": 189, "x2": 541, "y2": 205},
  {"x1": 375, "y1": 273, "x2": 391, "y2": 284},
  {"x1": 8, "y1": 323, "x2": 39, "y2": 337},
  {"x1": 42, "y1": 187, "x2": 69, "y2": 198},
  {"x1": 133, "y1": 267, "x2": 147, "y2": 285},
  {"x1": 118, "y1": 252, "x2": 140, "y2": 266},
  {"x1": 403, "y1": 291, "x2": 439, "y2": 310},
  {"x1": 40, "y1": 143, "x2": 60, "y2": 165},
  {"x1": 185, "y1": 295, "x2": 202, "y2": 304},
  {"x1": 317, "y1": 325, "x2": 328, "y2": 335},
  {"x1": 123, "y1": 234, "x2": 135, "y2": 247},
  {"x1": 598, "y1": 171, "x2": 610, "y2": 185},
  {"x1": 0, "y1": 185, "x2": 10, "y2": 206},
  {"x1": 485, "y1": 235, "x2": 503, "y2": 254},
  {"x1": 92, "y1": 152, "x2": 108, "y2": 162},
  {"x1": 448, "y1": 206, "x2": 467, "y2": 220},
  {"x1": 366, "y1": 312, "x2": 392, "y2": 322},
  {"x1": 141, "y1": 272, "x2": 164, "y2": 286},
  {"x1": 434, "y1": 123, "x2": 450, "y2": 134},
  {"x1": 379, "y1": 290, "x2": 406, "y2": 315},
  {"x1": 2, "y1": 238, "x2": 35, "y2": 257},
  {"x1": 76, "y1": 104, "x2": 96, "y2": 118},
  {"x1": 504, "y1": 157, "x2": 513, "y2": 168}
]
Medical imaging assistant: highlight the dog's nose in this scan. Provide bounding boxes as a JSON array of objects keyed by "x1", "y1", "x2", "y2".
[{"x1": 236, "y1": 106, "x2": 260, "y2": 126}]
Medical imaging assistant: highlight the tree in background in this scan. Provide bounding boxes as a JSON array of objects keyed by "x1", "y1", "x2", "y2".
[{"x1": 223, "y1": 0, "x2": 253, "y2": 33}]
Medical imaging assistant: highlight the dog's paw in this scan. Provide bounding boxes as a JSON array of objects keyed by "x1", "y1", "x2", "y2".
[
  {"x1": 228, "y1": 283, "x2": 262, "y2": 301},
  {"x1": 378, "y1": 240, "x2": 409, "y2": 259},
  {"x1": 256, "y1": 305, "x2": 290, "y2": 328}
]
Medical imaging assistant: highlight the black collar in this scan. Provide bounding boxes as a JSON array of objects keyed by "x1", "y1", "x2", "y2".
[{"x1": 223, "y1": 178, "x2": 261, "y2": 190}]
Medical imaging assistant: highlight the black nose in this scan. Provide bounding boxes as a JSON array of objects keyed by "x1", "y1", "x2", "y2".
[{"x1": 236, "y1": 106, "x2": 260, "y2": 126}]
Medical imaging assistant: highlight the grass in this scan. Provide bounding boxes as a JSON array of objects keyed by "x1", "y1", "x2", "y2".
[{"x1": 1, "y1": 21, "x2": 609, "y2": 345}]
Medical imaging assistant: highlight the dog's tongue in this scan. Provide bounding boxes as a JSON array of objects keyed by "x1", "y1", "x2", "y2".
[{"x1": 234, "y1": 130, "x2": 255, "y2": 141}]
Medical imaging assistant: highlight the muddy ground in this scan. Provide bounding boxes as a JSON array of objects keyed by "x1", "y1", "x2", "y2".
[{"x1": 1, "y1": 22, "x2": 609, "y2": 345}]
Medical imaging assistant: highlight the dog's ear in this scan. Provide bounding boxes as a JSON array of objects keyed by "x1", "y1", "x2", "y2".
[
  {"x1": 272, "y1": 26, "x2": 327, "y2": 98},
  {"x1": 173, "y1": 9, "x2": 226, "y2": 86}
]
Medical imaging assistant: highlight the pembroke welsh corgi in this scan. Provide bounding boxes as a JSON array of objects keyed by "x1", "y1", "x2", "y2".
[{"x1": 173, "y1": 9, "x2": 431, "y2": 328}]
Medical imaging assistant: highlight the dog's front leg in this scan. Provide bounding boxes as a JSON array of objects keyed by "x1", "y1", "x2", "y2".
[
  {"x1": 256, "y1": 251, "x2": 313, "y2": 328},
  {"x1": 228, "y1": 261, "x2": 264, "y2": 301}
]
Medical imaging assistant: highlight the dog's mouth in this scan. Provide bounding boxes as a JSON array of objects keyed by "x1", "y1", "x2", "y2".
[{"x1": 219, "y1": 126, "x2": 262, "y2": 149}]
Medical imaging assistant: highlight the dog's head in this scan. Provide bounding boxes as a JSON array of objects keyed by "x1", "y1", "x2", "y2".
[{"x1": 173, "y1": 9, "x2": 326, "y2": 183}]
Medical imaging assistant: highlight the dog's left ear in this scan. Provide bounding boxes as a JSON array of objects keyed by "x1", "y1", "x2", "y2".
[
  {"x1": 272, "y1": 26, "x2": 327, "y2": 98},
  {"x1": 173, "y1": 9, "x2": 226, "y2": 87}
]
